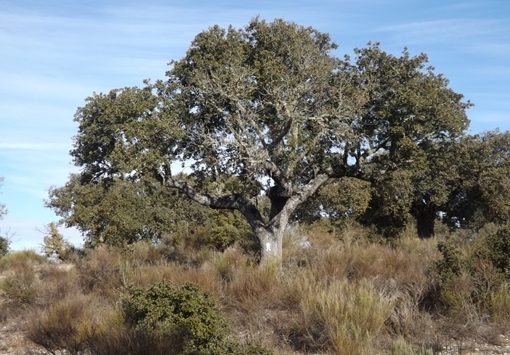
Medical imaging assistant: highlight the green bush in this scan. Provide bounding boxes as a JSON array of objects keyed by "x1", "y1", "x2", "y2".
[
  {"x1": 434, "y1": 233, "x2": 510, "y2": 320},
  {"x1": 0, "y1": 236, "x2": 9, "y2": 257},
  {"x1": 122, "y1": 282, "x2": 232, "y2": 355},
  {"x1": 433, "y1": 240, "x2": 473, "y2": 317},
  {"x1": 479, "y1": 225, "x2": 510, "y2": 278},
  {"x1": 434, "y1": 240, "x2": 466, "y2": 285}
]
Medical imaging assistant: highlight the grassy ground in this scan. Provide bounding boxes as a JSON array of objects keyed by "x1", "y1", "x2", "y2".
[{"x1": 1, "y1": 222, "x2": 510, "y2": 354}]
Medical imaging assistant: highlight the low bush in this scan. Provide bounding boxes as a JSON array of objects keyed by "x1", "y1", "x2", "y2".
[
  {"x1": 473, "y1": 224, "x2": 510, "y2": 278},
  {"x1": 433, "y1": 227, "x2": 510, "y2": 324},
  {"x1": 121, "y1": 282, "x2": 233, "y2": 355}
]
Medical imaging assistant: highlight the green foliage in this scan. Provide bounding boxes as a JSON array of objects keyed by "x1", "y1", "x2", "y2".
[
  {"x1": 206, "y1": 209, "x2": 256, "y2": 251},
  {"x1": 433, "y1": 231, "x2": 510, "y2": 320},
  {"x1": 473, "y1": 224, "x2": 510, "y2": 278},
  {"x1": 122, "y1": 282, "x2": 232, "y2": 355},
  {"x1": 343, "y1": 43, "x2": 471, "y2": 239},
  {"x1": 294, "y1": 177, "x2": 371, "y2": 225},
  {"x1": 360, "y1": 169, "x2": 415, "y2": 238},
  {"x1": 444, "y1": 131, "x2": 510, "y2": 231},
  {"x1": 434, "y1": 240, "x2": 466, "y2": 285},
  {"x1": 47, "y1": 174, "x2": 212, "y2": 247},
  {"x1": 0, "y1": 236, "x2": 9, "y2": 257}
]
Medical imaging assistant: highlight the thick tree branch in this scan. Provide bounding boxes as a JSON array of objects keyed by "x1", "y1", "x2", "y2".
[
  {"x1": 269, "y1": 173, "x2": 330, "y2": 227},
  {"x1": 162, "y1": 178, "x2": 265, "y2": 230}
]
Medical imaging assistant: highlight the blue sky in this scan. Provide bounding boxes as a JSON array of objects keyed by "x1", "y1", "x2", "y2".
[{"x1": 1, "y1": 0, "x2": 509, "y2": 250}]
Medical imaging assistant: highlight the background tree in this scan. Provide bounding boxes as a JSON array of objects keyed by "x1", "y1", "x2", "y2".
[
  {"x1": 41, "y1": 222, "x2": 72, "y2": 261},
  {"x1": 0, "y1": 236, "x2": 9, "y2": 257},
  {"x1": 360, "y1": 139, "x2": 465, "y2": 239},
  {"x1": 444, "y1": 130, "x2": 510, "y2": 230},
  {"x1": 341, "y1": 44, "x2": 471, "y2": 239},
  {"x1": 62, "y1": 19, "x2": 472, "y2": 264},
  {"x1": 293, "y1": 177, "x2": 371, "y2": 228}
]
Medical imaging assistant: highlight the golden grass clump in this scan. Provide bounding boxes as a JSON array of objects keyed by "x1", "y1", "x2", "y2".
[
  {"x1": 288, "y1": 277, "x2": 394, "y2": 355},
  {"x1": 26, "y1": 294, "x2": 112, "y2": 355}
]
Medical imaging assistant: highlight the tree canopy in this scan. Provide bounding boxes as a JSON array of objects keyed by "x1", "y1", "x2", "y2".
[{"x1": 51, "y1": 18, "x2": 474, "y2": 264}]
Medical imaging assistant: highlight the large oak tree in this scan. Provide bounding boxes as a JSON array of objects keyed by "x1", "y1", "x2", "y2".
[{"x1": 61, "y1": 19, "x2": 471, "y2": 264}]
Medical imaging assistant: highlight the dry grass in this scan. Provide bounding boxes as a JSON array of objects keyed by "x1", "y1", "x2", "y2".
[
  {"x1": 25, "y1": 294, "x2": 108, "y2": 355},
  {"x1": 1, "y1": 224, "x2": 510, "y2": 354},
  {"x1": 289, "y1": 277, "x2": 394, "y2": 355}
]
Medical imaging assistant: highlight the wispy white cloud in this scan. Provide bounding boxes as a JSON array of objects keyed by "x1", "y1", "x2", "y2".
[
  {"x1": 377, "y1": 18, "x2": 506, "y2": 46},
  {"x1": 0, "y1": 72, "x2": 97, "y2": 102},
  {"x1": 0, "y1": 143, "x2": 69, "y2": 150}
]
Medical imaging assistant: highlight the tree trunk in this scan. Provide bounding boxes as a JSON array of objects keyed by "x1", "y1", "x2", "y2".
[
  {"x1": 416, "y1": 205, "x2": 436, "y2": 239},
  {"x1": 254, "y1": 225, "x2": 284, "y2": 266}
]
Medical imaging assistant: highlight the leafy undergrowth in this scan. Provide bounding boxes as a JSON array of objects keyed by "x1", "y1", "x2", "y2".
[{"x1": 1, "y1": 223, "x2": 510, "y2": 354}]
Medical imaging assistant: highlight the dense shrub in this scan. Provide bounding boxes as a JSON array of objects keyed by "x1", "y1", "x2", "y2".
[
  {"x1": 434, "y1": 240, "x2": 466, "y2": 285},
  {"x1": 433, "y1": 229, "x2": 510, "y2": 323},
  {"x1": 122, "y1": 282, "x2": 233, "y2": 355},
  {"x1": 477, "y1": 225, "x2": 510, "y2": 278}
]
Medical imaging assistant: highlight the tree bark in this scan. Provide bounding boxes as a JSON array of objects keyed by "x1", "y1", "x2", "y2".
[{"x1": 254, "y1": 225, "x2": 284, "y2": 266}]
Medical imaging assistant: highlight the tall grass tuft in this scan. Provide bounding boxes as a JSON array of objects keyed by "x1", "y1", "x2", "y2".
[
  {"x1": 0, "y1": 251, "x2": 44, "y2": 309},
  {"x1": 25, "y1": 294, "x2": 108, "y2": 355},
  {"x1": 293, "y1": 277, "x2": 394, "y2": 355}
]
